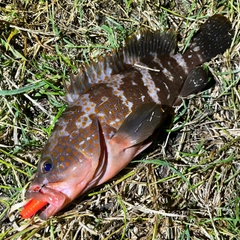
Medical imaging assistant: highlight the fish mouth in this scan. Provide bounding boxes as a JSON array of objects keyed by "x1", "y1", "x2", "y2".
[{"x1": 26, "y1": 184, "x2": 71, "y2": 220}]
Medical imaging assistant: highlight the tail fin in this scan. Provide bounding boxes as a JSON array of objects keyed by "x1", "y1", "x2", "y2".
[{"x1": 184, "y1": 14, "x2": 233, "y2": 64}]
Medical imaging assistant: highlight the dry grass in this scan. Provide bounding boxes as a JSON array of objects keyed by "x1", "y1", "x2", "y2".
[{"x1": 0, "y1": 0, "x2": 239, "y2": 239}]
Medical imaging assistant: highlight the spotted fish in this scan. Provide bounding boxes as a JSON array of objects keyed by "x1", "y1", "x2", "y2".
[{"x1": 24, "y1": 15, "x2": 232, "y2": 219}]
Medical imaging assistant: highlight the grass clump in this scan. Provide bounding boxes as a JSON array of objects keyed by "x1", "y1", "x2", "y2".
[{"x1": 0, "y1": 0, "x2": 239, "y2": 239}]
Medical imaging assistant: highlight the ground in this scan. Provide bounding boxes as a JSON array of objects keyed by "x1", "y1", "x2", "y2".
[{"x1": 0, "y1": 0, "x2": 239, "y2": 239}]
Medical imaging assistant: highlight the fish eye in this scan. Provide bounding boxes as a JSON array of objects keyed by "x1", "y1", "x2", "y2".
[{"x1": 41, "y1": 157, "x2": 53, "y2": 173}]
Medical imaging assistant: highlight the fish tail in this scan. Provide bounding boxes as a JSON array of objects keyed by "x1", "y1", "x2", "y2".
[{"x1": 184, "y1": 14, "x2": 233, "y2": 64}]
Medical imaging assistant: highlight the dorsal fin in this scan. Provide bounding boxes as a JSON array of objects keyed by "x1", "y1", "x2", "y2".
[
  {"x1": 64, "y1": 30, "x2": 177, "y2": 104},
  {"x1": 123, "y1": 30, "x2": 177, "y2": 64},
  {"x1": 64, "y1": 51, "x2": 125, "y2": 103}
]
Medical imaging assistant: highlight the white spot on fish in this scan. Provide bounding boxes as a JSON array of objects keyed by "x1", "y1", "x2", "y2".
[
  {"x1": 108, "y1": 76, "x2": 133, "y2": 111},
  {"x1": 138, "y1": 64, "x2": 161, "y2": 104},
  {"x1": 152, "y1": 55, "x2": 174, "y2": 82},
  {"x1": 73, "y1": 94, "x2": 97, "y2": 128},
  {"x1": 190, "y1": 43, "x2": 203, "y2": 62},
  {"x1": 196, "y1": 53, "x2": 203, "y2": 62},
  {"x1": 163, "y1": 82, "x2": 171, "y2": 99},
  {"x1": 140, "y1": 95, "x2": 145, "y2": 102},
  {"x1": 162, "y1": 68, "x2": 174, "y2": 81},
  {"x1": 193, "y1": 46, "x2": 200, "y2": 52},
  {"x1": 79, "y1": 140, "x2": 85, "y2": 146},
  {"x1": 131, "y1": 80, "x2": 137, "y2": 85},
  {"x1": 109, "y1": 130, "x2": 115, "y2": 138},
  {"x1": 163, "y1": 82, "x2": 169, "y2": 92},
  {"x1": 101, "y1": 96, "x2": 108, "y2": 102},
  {"x1": 172, "y1": 53, "x2": 188, "y2": 74},
  {"x1": 109, "y1": 118, "x2": 121, "y2": 126},
  {"x1": 99, "y1": 96, "x2": 108, "y2": 106}
]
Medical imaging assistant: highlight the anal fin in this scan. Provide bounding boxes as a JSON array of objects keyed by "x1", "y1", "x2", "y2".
[{"x1": 174, "y1": 66, "x2": 208, "y2": 105}]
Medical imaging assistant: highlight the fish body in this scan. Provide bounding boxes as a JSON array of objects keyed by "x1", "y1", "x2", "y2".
[{"x1": 25, "y1": 15, "x2": 233, "y2": 219}]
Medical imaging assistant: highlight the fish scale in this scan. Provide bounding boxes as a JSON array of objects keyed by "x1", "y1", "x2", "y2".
[{"x1": 23, "y1": 14, "x2": 233, "y2": 219}]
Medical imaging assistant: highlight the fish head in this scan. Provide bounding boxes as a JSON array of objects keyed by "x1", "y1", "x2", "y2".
[{"x1": 26, "y1": 110, "x2": 105, "y2": 219}]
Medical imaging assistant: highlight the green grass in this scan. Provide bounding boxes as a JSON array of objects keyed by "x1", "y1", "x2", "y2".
[{"x1": 0, "y1": 0, "x2": 239, "y2": 239}]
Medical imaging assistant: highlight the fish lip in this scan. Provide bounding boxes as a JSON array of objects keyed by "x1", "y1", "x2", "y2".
[{"x1": 26, "y1": 184, "x2": 70, "y2": 220}]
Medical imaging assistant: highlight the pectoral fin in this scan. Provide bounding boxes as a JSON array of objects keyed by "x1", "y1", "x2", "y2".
[
  {"x1": 113, "y1": 103, "x2": 165, "y2": 147},
  {"x1": 102, "y1": 103, "x2": 169, "y2": 183}
]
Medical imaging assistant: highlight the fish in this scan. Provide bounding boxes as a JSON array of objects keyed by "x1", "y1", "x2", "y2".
[{"x1": 23, "y1": 14, "x2": 233, "y2": 220}]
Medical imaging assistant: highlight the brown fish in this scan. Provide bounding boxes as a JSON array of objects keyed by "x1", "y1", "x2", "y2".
[{"x1": 24, "y1": 14, "x2": 233, "y2": 219}]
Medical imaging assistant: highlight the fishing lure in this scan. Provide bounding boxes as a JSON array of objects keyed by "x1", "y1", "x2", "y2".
[{"x1": 20, "y1": 199, "x2": 48, "y2": 219}]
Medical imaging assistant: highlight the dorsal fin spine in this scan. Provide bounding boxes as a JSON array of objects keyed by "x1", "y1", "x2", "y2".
[{"x1": 65, "y1": 30, "x2": 177, "y2": 104}]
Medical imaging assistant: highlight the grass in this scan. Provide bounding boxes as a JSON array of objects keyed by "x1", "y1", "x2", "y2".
[{"x1": 0, "y1": 0, "x2": 239, "y2": 239}]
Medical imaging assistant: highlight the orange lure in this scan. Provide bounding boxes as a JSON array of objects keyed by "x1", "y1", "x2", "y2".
[{"x1": 20, "y1": 199, "x2": 48, "y2": 219}]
